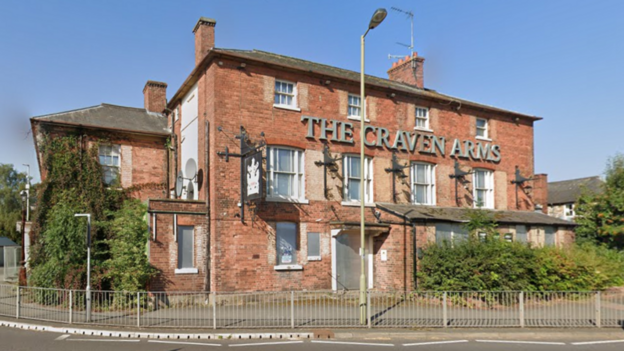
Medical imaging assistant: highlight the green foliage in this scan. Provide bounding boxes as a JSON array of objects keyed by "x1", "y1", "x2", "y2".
[
  {"x1": 463, "y1": 208, "x2": 498, "y2": 238},
  {"x1": 575, "y1": 154, "x2": 624, "y2": 249},
  {"x1": 417, "y1": 240, "x2": 624, "y2": 291},
  {"x1": 0, "y1": 164, "x2": 29, "y2": 244},
  {"x1": 29, "y1": 134, "x2": 154, "y2": 291}
]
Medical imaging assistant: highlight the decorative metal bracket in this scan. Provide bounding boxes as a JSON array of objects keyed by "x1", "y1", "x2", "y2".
[
  {"x1": 449, "y1": 159, "x2": 473, "y2": 206},
  {"x1": 314, "y1": 144, "x2": 340, "y2": 199},
  {"x1": 384, "y1": 152, "x2": 409, "y2": 203},
  {"x1": 511, "y1": 166, "x2": 533, "y2": 209},
  {"x1": 216, "y1": 125, "x2": 266, "y2": 223}
]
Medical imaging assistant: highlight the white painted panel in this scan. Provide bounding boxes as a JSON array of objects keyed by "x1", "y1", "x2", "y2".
[{"x1": 181, "y1": 84, "x2": 199, "y2": 200}]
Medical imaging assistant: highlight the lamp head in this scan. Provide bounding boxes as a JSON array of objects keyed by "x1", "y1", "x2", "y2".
[
  {"x1": 368, "y1": 8, "x2": 387, "y2": 29},
  {"x1": 20, "y1": 190, "x2": 27, "y2": 203}
]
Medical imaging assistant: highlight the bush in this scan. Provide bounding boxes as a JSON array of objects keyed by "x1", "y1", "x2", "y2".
[{"x1": 417, "y1": 240, "x2": 624, "y2": 291}]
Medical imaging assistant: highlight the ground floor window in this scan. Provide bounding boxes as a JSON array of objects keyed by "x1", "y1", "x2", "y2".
[
  {"x1": 307, "y1": 232, "x2": 321, "y2": 261},
  {"x1": 435, "y1": 223, "x2": 468, "y2": 244},
  {"x1": 276, "y1": 222, "x2": 297, "y2": 265},
  {"x1": 516, "y1": 225, "x2": 528, "y2": 243},
  {"x1": 177, "y1": 226, "x2": 195, "y2": 271},
  {"x1": 544, "y1": 226, "x2": 556, "y2": 246}
]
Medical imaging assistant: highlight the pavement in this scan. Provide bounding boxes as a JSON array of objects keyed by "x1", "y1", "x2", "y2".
[{"x1": 1, "y1": 314, "x2": 623, "y2": 341}]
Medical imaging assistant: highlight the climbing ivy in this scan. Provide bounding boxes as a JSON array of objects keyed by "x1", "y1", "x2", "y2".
[{"x1": 29, "y1": 133, "x2": 156, "y2": 291}]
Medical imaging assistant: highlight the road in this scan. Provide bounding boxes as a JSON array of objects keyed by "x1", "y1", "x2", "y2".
[{"x1": 2, "y1": 327, "x2": 624, "y2": 351}]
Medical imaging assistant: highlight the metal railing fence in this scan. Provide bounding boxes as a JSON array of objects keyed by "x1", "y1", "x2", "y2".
[{"x1": 0, "y1": 284, "x2": 622, "y2": 329}]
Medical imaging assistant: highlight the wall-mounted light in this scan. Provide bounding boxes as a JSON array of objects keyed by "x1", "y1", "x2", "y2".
[
  {"x1": 387, "y1": 92, "x2": 396, "y2": 98},
  {"x1": 320, "y1": 79, "x2": 331, "y2": 86},
  {"x1": 237, "y1": 62, "x2": 247, "y2": 69}
]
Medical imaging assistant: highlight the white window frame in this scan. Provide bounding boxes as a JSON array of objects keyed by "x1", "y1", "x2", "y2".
[
  {"x1": 411, "y1": 162, "x2": 436, "y2": 205},
  {"x1": 347, "y1": 94, "x2": 365, "y2": 121},
  {"x1": 175, "y1": 225, "x2": 198, "y2": 274},
  {"x1": 342, "y1": 155, "x2": 373, "y2": 204},
  {"x1": 274, "y1": 79, "x2": 299, "y2": 111},
  {"x1": 476, "y1": 118, "x2": 489, "y2": 140},
  {"x1": 414, "y1": 107, "x2": 431, "y2": 131},
  {"x1": 473, "y1": 169, "x2": 494, "y2": 209},
  {"x1": 98, "y1": 144, "x2": 120, "y2": 186},
  {"x1": 564, "y1": 203, "x2": 575, "y2": 219},
  {"x1": 266, "y1": 146, "x2": 306, "y2": 202}
]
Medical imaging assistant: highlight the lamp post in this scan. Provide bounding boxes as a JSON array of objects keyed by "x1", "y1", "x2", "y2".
[
  {"x1": 19, "y1": 190, "x2": 27, "y2": 284},
  {"x1": 359, "y1": 8, "x2": 387, "y2": 325},
  {"x1": 22, "y1": 164, "x2": 30, "y2": 222},
  {"x1": 74, "y1": 213, "x2": 92, "y2": 322}
]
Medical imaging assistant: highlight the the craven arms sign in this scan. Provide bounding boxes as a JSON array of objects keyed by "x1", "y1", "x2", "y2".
[{"x1": 301, "y1": 116, "x2": 501, "y2": 162}]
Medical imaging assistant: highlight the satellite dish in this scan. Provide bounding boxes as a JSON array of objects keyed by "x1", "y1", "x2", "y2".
[
  {"x1": 175, "y1": 170, "x2": 184, "y2": 197},
  {"x1": 186, "y1": 181, "x2": 195, "y2": 200},
  {"x1": 185, "y1": 158, "x2": 197, "y2": 180}
]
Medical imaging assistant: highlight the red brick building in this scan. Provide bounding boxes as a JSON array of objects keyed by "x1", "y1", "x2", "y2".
[{"x1": 32, "y1": 16, "x2": 574, "y2": 293}]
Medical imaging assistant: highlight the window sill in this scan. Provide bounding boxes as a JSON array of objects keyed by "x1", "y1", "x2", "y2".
[
  {"x1": 347, "y1": 116, "x2": 370, "y2": 123},
  {"x1": 414, "y1": 127, "x2": 434, "y2": 133},
  {"x1": 174, "y1": 268, "x2": 198, "y2": 275},
  {"x1": 476, "y1": 136, "x2": 492, "y2": 142},
  {"x1": 266, "y1": 197, "x2": 309, "y2": 204},
  {"x1": 307, "y1": 256, "x2": 321, "y2": 261},
  {"x1": 341, "y1": 201, "x2": 375, "y2": 208},
  {"x1": 274, "y1": 264, "x2": 303, "y2": 271},
  {"x1": 273, "y1": 104, "x2": 301, "y2": 112}
]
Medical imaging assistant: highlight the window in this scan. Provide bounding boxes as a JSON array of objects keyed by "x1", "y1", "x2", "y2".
[
  {"x1": 435, "y1": 223, "x2": 468, "y2": 244},
  {"x1": 347, "y1": 94, "x2": 361, "y2": 119},
  {"x1": 411, "y1": 162, "x2": 435, "y2": 205},
  {"x1": 343, "y1": 155, "x2": 373, "y2": 203},
  {"x1": 276, "y1": 222, "x2": 297, "y2": 266},
  {"x1": 564, "y1": 203, "x2": 575, "y2": 219},
  {"x1": 544, "y1": 226, "x2": 556, "y2": 246},
  {"x1": 476, "y1": 118, "x2": 489, "y2": 139},
  {"x1": 267, "y1": 147, "x2": 305, "y2": 201},
  {"x1": 176, "y1": 226, "x2": 197, "y2": 273},
  {"x1": 98, "y1": 144, "x2": 120, "y2": 186},
  {"x1": 307, "y1": 232, "x2": 321, "y2": 261},
  {"x1": 274, "y1": 80, "x2": 297, "y2": 108},
  {"x1": 516, "y1": 225, "x2": 528, "y2": 243},
  {"x1": 473, "y1": 169, "x2": 494, "y2": 209},
  {"x1": 415, "y1": 107, "x2": 429, "y2": 130}
]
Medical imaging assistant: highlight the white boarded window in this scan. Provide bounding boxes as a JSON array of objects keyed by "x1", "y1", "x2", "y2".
[
  {"x1": 473, "y1": 169, "x2": 494, "y2": 209},
  {"x1": 99, "y1": 144, "x2": 120, "y2": 186},
  {"x1": 343, "y1": 155, "x2": 373, "y2": 203},
  {"x1": 415, "y1": 107, "x2": 429, "y2": 129},
  {"x1": 411, "y1": 162, "x2": 435, "y2": 205},
  {"x1": 274, "y1": 80, "x2": 297, "y2": 107},
  {"x1": 476, "y1": 118, "x2": 489, "y2": 139},
  {"x1": 307, "y1": 232, "x2": 321, "y2": 261},
  {"x1": 177, "y1": 226, "x2": 194, "y2": 269},
  {"x1": 267, "y1": 147, "x2": 305, "y2": 201},
  {"x1": 435, "y1": 223, "x2": 468, "y2": 244},
  {"x1": 277, "y1": 222, "x2": 297, "y2": 265}
]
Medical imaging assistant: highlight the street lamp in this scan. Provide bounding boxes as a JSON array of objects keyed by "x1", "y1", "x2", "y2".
[
  {"x1": 19, "y1": 190, "x2": 27, "y2": 284},
  {"x1": 74, "y1": 213, "x2": 92, "y2": 322},
  {"x1": 359, "y1": 8, "x2": 387, "y2": 325},
  {"x1": 23, "y1": 164, "x2": 30, "y2": 222}
]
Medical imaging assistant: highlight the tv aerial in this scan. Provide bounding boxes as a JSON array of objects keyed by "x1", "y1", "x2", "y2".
[
  {"x1": 175, "y1": 158, "x2": 198, "y2": 198},
  {"x1": 388, "y1": 7, "x2": 414, "y2": 60}
]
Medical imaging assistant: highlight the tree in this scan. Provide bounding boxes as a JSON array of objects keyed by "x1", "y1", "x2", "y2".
[
  {"x1": 0, "y1": 164, "x2": 29, "y2": 244},
  {"x1": 575, "y1": 154, "x2": 624, "y2": 249}
]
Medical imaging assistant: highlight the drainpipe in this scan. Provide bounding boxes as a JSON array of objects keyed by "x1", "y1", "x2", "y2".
[{"x1": 204, "y1": 119, "x2": 211, "y2": 292}]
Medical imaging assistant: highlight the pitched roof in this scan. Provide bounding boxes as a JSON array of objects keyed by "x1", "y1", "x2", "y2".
[
  {"x1": 377, "y1": 203, "x2": 576, "y2": 227},
  {"x1": 0, "y1": 237, "x2": 18, "y2": 246},
  {"x1": 31, "y1": 103, "x2": 169, "y2": 136},
  {"x1": 169, "y1": 48, "x2": 542, "y2": 121},
  {"x1": 548, "y1": 176, "x2": 603, "y2": 205}
]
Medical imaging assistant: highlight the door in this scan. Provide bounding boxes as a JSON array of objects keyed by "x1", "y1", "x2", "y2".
[{"x1": 333, "y1": 232, "x2": 373, "y2": 290}]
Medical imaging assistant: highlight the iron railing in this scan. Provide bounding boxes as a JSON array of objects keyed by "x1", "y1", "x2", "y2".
[{"x1": 0, "y1": 284, "x2": 622, "y2": 329}]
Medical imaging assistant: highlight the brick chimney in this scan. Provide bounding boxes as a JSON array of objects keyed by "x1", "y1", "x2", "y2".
[
  {"x1": 193, "y1": 17, "x2": 217, "y2": 66},
  {"x1": 387, "y1": 53, "x2": 425, "y2": 89},
  {"x1": 532, "y1": 173, "x2": 549, "y2": 214},
  {"x1": 143, "y1": 80, "x2": 168, "y2": 113}
]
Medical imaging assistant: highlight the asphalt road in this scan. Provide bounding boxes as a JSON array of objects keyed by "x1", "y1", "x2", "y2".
[{"x1": 2, "y1": 327, "x2": 624, "y2": 351}]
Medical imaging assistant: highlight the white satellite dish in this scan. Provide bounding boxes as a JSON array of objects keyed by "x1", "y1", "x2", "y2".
[
  {"x1": 175, "y1": 170, "x2": 184, "y2": 197},
  {"x1": 185, "y1": 158, "x2": 197, "y2": 180},
  {"x1": 186, "y1": 181, "x2": 195, "y2": 200}
]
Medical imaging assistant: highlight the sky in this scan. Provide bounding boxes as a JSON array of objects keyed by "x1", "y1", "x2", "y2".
[{"x1": 1, "y1": 0, "x2": 623, "y2": 183}]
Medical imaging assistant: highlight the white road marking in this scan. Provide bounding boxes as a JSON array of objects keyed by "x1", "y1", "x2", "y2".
[
  {"x1": 571, "y1": 340, "x2": 624, "y2": 346},
  {"x1": 403, "y1": 340, "x2": 469, "y2": 346},
  {"x1": 148, "y1": 340, "x2": 222, "y2": 347},
  {"x1": 311, "y1": 340, "x2": 395, "y2": 347},
  {"x1": 54, "y1": 334, "x2": 71, "y2": 341},
  {"x1": 67, "y1": 339, "x2": 141, "y2": 342},
  {"x1": 476, "y1": 340, "x2": 566, "y2": 346},
  {"x1": 229, "y1": 341, "x2": 304, "y2": 347}
]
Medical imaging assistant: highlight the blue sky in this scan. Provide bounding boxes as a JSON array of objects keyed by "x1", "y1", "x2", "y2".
[{"x1": 1, "y1": 0, "x2": 623, "y2": 183}]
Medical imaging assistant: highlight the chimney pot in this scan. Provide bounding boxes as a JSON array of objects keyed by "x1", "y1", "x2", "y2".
[{"x1": 387, "y1": 54, "x2": 425, "y2": 89}]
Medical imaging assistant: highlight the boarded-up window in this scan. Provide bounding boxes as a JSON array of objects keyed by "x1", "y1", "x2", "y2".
[{"x1": 307, "y1": 232, "x2": 320, "y2": 261}]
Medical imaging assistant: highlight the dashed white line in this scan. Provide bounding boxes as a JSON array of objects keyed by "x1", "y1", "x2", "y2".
[
  {"x1": 54, "y1": 334, "x2": 71, "y2": 341},
  {"x1": 148, "y1": 340, "x2": 222, "y2": 347},
  {"x1": 403, "y1": 340, "x2": 469, "y2": 347},
  {"x1": 229, "y1": 341, "x2": 304, "y2": 347},
  {"x1": 66, "y1": 339, "x2": 141, "y2": 342},
  {"x1": 476, "y1": 340, "x2": 566, "y2": 346},
  {"x1": 311, "y1": 340, "x2": 395, "y2": 347},
  {"x1": 571, "y1": 340, "x2": 624, "y2": 346}
]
